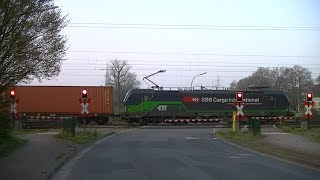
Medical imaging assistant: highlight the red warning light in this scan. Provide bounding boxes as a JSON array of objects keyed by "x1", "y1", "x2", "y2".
[
  {"x1": 306, "y1": 92, "x2": 313, "y2": 102},
  {"x1": 81, "y1": 89, "x2": 88, "y2": 99},
  {"x1": 236, "y1": 92, "x2": 243, "y2": 102},
  {"x1": 10, "y1": 90, "x2": 15, "y2": 98}
]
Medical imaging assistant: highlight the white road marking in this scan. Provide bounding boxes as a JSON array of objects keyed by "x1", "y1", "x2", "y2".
[
  {"x1": 185, "y1": 137, "x2": 200, "y2": 140},
  {"x1": 228, "y1": 156, "x2": 242, "y2": 159},
  {"x1": 119, "y1": 128, "x2": 135, "y2": 133},
  {"x1": 238, "y1": 153, "x2": 251, "y2": 156}
]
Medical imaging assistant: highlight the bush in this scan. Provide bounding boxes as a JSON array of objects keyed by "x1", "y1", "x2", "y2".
[{"x1": 0, "y1": 111, "x2": 12, "y2": 137}]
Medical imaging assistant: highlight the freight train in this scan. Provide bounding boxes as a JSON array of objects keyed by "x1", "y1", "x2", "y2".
[
  {"x1": 121, "y1": 88, "x2": 293, "y2": 123},
  {"x1": 9, "y1": 86, "x2": 294, "y2": 125}
]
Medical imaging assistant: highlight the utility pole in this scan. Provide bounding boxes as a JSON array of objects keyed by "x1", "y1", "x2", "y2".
[{"x1": 216, "y1": 75, "x2": 220, "y2": 89}]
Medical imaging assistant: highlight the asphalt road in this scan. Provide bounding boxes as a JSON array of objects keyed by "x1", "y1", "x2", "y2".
[{"x1": 52, "y1": 128, "x2": 320, "y2": 180}]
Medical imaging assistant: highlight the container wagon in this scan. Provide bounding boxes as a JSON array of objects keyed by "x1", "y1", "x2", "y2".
[{"x1": 11, "y1": 86, "x2": 113, "y2": 125}]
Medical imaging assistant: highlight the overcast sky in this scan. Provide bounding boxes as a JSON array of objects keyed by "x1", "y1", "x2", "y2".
[{"x1": 30, "y1": 0, "x2": 320, "y2": 89}]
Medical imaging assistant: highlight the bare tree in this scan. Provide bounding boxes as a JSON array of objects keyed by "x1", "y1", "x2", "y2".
[
  {"x1": 105, "y1": 60, "x2": 140, "y2": 108},
  {"x1": 311, "y1": 75, "x2": 320, "y2": 97},
  {"x1": 236, "y1": 67, "x2": 272, "y2": 89},
  {"x1": 229, "y1": 80, "x2": 237, "y2": 90},
  {"x1": 0, "y1": 0, "x2": 68, "y2": 92},
  {"x1": 315, "y1": 74, "x2": 320, "y2": 84}
]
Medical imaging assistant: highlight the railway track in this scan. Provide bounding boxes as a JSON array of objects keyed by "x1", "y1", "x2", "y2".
[
  {"x1": 86, "y1": 122, "x2": 229, "y2": 129},
  {"x1": 21, "y1": 118, "x2": 320, "y2": 129}
]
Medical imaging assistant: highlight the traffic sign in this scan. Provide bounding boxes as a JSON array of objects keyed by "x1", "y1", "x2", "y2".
[
  {"x1": 236, "y1": 104, "x2": 244, "y2": 116},
  {"x1": 303, "y1": 101, "x2": 314, "y2": 119},
  {"x1": 80, "y1": 98, "x2": 91, "y2": 116},
  {"x1": 233, "y1": 101, "x2": 246, "y2": 120},
  {"x1": 10, "y1": 103, "x2": 17, "y2": 114},
  {"x1": 81, "y1": 102, "x2": 89, "y2": 114}
]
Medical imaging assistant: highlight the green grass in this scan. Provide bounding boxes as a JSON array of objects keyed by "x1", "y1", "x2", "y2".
[
  {"x1": 55, "y1": 130, "x2": 114, "y2": 144},
  {"x1": 0, "y1": 135, "x2": 27, "y2": 157},
  {"x1": 216, "y1": 130, "x2": 320, "y2": 169},
  {"x1": 279, "y1": 126, "x2": 320, "y2": 143},
  {"x1": 216, "y1": 131, "x2": 264, "y2": 146}
]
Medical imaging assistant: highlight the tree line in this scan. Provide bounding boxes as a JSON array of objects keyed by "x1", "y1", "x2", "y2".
[
  {"x1": 229, "y1": 65, "x2": 320, "y2": 111},
  {"x1": 0, "y1": 0, "x2": 67, "y2": 136}
]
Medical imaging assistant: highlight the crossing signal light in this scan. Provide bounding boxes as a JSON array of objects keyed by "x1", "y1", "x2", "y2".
[
  {"x1": 81, "y1": 89, "x2": 88, "y2": 99},
  {"x1": 10, "y1": 90, "x2": 15, "y2": 99},
  {"x1": 236, "y1": 92, "x2": 243, "y2": 102},
  {"x1": 306, "y1": 92, "x2": 313, "y2": 102}
]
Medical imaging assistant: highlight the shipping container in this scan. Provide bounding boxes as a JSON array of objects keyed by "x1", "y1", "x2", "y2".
[{"x1": 12, "y1": 86, "x2": 113, "y2": 124}]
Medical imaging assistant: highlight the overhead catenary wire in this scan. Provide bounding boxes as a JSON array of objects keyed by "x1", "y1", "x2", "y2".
[
  {"x1": 68, "y1": 50, "x2": 320, "y2": 58},
  {"x1": 61, "y1": 63, "x2": 320, "y2": 70},
  {"x1": 69, "y1": 22, "x2": 320, "y2": 28},
  {"x1": 67, "y1": 23, "x2": 320, "y2": 31}
]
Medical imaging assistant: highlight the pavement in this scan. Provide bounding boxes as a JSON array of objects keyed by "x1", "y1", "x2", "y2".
[
  {"x1": 0, "y1": 132, "x2": 77, "y2": 180},
  {"x1": 1, "y1": 126, "x2": 320, "y2": 180},
  {"x1": 0, "y1": 128, "x2": 119, "y2": 180},
  {"x1": 52, "y1": 128, "x2": 320, "y2": 180}
]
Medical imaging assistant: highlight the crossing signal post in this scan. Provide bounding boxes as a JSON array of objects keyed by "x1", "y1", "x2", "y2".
[
  {"x1": 10, "y1": 90, "x2": 16, "y2": 128},
  {"x1": 233, "y1": 92, "x2": 245, "y2": 132},
  {"x1": 80, "y1": 89, "x2": 90, "y2": 132},
  {"x1": 302, "y1": 92, "x2": 314, "y2": 130}
]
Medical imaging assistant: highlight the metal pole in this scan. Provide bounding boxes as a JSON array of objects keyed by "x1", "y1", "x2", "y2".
[
  {"x1": 238, "y1": 102, "x2": 241, "y2": 131},
  {"x1": 12, "y1": 99, "x2": 15, "y2": 128},
  {"x1": 83, "y1": 99, "x2": 86, "y2": 132},
  {"x1": 307, "y1": 102, "x2": 310, "y2": 130},
  {"x1": 191, "y1": 72, "x2": 207, "y2": 90}
]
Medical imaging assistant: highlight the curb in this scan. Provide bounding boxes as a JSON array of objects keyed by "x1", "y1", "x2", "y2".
[{"x1": 213, "y1": 132, "x2": 320, "y2": 172}]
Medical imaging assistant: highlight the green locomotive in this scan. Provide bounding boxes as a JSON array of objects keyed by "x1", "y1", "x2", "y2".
[{"x1": 122, "y1": 88, "x2": 292, "y2": 123}]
